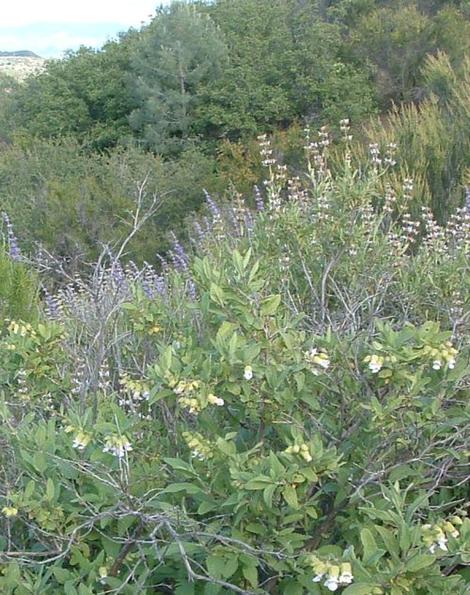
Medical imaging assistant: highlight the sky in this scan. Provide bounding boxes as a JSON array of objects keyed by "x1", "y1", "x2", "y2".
[{"x1": 0, "y1": 1, "x2": 168, "y2": 57}]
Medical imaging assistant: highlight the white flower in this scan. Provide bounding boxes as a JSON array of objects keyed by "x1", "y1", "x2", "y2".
[
  {"x1": 429, "y1": 536, "x2": 448, "y2": 553},
  {"x1": 324, "y1": 577, "x2": 339, "y2": 591},
  {"x1": 208, "y1": 394, "x2": 224, "y2": 406},
  {"x1": 339, "y1": 572, "x2": 353, "y2": 584},
  {"x1": 437, "y1": 536, "x2": 448, "y2": 551},
  {"x1": 432, "y1": 360, "x2": 442, "y2": 370},
  {"x1": 447, "y1": 358, "x2": 456, "y2": 369},
  {"x1": 339, "y1": 563, "x2": 354, "y2": 584},
  {"x1": 72, "y1": 432, "x2": 90, "y2": 450},
  {"x1": 103, "y1": 436, "x2": 133, "y2": 458},
  {"x1": 316, "y1": 356, "x2": 330, "y2": 370},
  {"x1": 312, "y1": 573, "x2": 324, "y2": 583},
  {"x1": 368, "y1": 355, "x2": 384, "y2": 374},
  {"x1": 244, "y1": 365, "x2": 253, "y2": 380}
]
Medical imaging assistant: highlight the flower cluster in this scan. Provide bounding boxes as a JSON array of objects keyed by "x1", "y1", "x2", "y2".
[
  {"x1": 7, "y1": 320, "x2": 35, "y2": 338},
  {"x1": 423, "y1": 341, "x2": 457, "y2": 371},
  {"x1": 2, "y1": 505, "x2": 18, "y2": 518},
  {"x1": 183, "y1": 431, "x2": 214, "y2": 462},
  {"x1": 340, "y1": 118, "x2": 352, "y2": 142},
  {"x1": 422, "y1": 516, "x2": 462, "y2": 554},
  {"x1": 103, "y1": 435, "x2": 133, "y2": 458},
  {"x1": 364, "y1": 354, "x2": 385, "y2": 374},
  {"x1": 207, "y1": 393, "x2": 224, "y2": 407},
  {"x1": 72, "y1": 431, "x2": 92, "y2": 450},
  {"x1": 304, "y1": 348, "x2": 330, "y2": 375},
  {"x1": 119, "y1": 373, "x2": 150, "y2": 413},
  {"x1": 285, "y1": 443, "x2": 313, "y2": 463},
  {"x1": 243, "y1": 365, "x2": 253, "y2": 380},
  {"x1": 174, "y1": 379, "x2": 201, "y2": 414},
  {"x1": 307, "y1": 557, "x2": 354, "y2": 592}
]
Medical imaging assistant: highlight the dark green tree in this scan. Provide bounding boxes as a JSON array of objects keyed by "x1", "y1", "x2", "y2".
[{"x1": 129, "y1": 2, "x2": 229, "y2": 155}]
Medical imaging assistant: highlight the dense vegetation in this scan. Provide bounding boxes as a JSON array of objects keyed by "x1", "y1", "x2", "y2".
[{"x1": 0, "y1": 0, "x2": 469, "y2": 593}]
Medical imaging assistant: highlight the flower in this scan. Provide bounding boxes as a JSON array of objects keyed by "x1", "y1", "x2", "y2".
[
  {"x1": 2, "y1": 506, "x2": 18, "y2": 517},
  {"x1": 339, "y1": 563, "x2": 354, "y2": 584},
  {"x1": 72, "y1": 431, "x2": 91, "y2": 450},
  {"x1": 304, "y1": 348, "x2": 330, "y2": 374},
  {"x1": 312, "y1": 573, "x2": 324, "y2": 583},
  {"x1": 324, "y1": 565, "x2": 340, "y2": 591},
  {"x1": 432, "y1": 360, "x2": 442, "y2": 370},
  {"x1": 244, "y1": 365, "x2": 253, "y2": 380},
  {"x1": 208, "y1": 393, "x2": 224, "y2": 406},
  {"x1": 366, "y1": 354, "x2": 384, "y2": 374},
  {"x1": 103, "y1": 436, "x2": 133, "y2": 458}
]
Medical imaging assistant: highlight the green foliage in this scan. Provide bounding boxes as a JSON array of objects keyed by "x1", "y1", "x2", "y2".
[
  {"x1": 0, "y1": 140, "x2": 468, "y2": 591},
  {"x1": 4, "y1": 33, "x2": 138, "y2": 149},
  {"x1": 363, "y1": 53, "x2": 470, "y2": 223},
  {"x1": 0, "y1": 139, "x2": 220, "y2": 265},
  {"x1": 0, "y1": 247, "x2": 37, "y2": 321},
  {"x1": 129, "y1": 2, "x2": 229, "y2": 155}
]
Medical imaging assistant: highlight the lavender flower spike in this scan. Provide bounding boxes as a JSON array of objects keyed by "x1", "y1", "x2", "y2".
[
  {"x1": 254, "y1": 186, "x2": 265, "y2": 211},
  {"x1": 2, "y1": 212, "x2": 21, "y2": 260}
]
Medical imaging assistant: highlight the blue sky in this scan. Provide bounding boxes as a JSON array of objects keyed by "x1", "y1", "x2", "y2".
[{"x1": 0, "y1": 1, "x2": 168, "y2": 57}]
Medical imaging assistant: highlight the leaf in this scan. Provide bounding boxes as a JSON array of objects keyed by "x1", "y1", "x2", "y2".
[
  {"x1": 260, "y1": 294, "x2": 281, "y2": 317},
  {"x1": 281, "y1": 580, "x2": 303, "y2": 595},
  {"x1": 242, "y1": 563, "x2": 258, "y2": 588},
  {"x1": 245, "y1": 476, "x2": 274, "y2": 490},
  {"x1": 282, "y1": 486, "x2": 299, "y2": 509},
  {"x1": 160, "y1": 346, "x2": 173, "y2": 372},
  {"x1": 375, "y1": 526, "x2": 400, "y2": 559},
  {"x1": 175, "y1": 584, "x2": 195, "y2": 595},
  {"x1": 207, "y1": 555, "x2": 226, "y2": 579},
  {"x1": 263, "y1": 484, "x2": 277, "y2": 508},
  {"x1": 163, "y1": 458, "x2": 196, "y2": 475},
  {"x1": 343, "y1": 585, "x2": 379, "y2": 595},
  {"x1": 406, "y1": 554, "x2": 435, "y2": 573},
  {"x1": 360, "y1": 528, "x2": 378, "y2": 562},
  {"x1": 210, "y1": 283, "x2": 225, "y2": 306},
  {"x1": 162, "y1": 483, "x2": 204, "y2": 495},
  {"x1": 46, "y1": 478, "x2": 55, "y2": 501},
  {"x1": 24, "y1": 480, "x2": 35, "y2": 499},
  {"x1": 52, "y1": 568, "x2": 71, "y2": 584}
]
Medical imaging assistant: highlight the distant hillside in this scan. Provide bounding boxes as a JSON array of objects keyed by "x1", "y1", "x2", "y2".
[
  {"x1": 0, "y1": 50, "x2": 41, "y2": 58},
  {"x1": 0, "y1": 52, "x2": 45, "y2": 82}
]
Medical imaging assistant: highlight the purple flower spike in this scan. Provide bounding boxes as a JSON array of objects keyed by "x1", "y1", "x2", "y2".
[
  {"x1": 204, "y1": 189, "x2": 221, "y2": 220},
  {"x1": 2, "y1": 212, "x2": 21, "y2": 260},
  {"x1": 254, "y1": 186, "x2": 265, "y2": 211}
]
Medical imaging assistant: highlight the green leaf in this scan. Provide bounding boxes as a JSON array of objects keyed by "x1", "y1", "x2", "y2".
[
  {"x1": 24, "y1": 480, "x2": 35, "y2": 499},
  {"x1": 263, "y1": 485, "x2": 277, "y2": 508},
  {"x1": 46, "y1": 478, "x2": 55, "y2": 501},
  {"x1": 245, "y1": 476, "x2": 274, "y2": 490},
  {"x1": 160, "y1": 345, "x2": 173, "y2": 372},
  {"x1": 360, "y1": 528, "x2": 378, "y2": 562},
  {"x1": 375, "y1": 526, "x2": 400, "y2": 559},
  {"x1": 175, "y1": 584, "x2": 195, "y2": 595},
  {"x1": 52, "y1": 567, "x2": 72, "y2": 584},
  {"x1": 260, "y1": 294, "x2": 281, "y2": 317},
  {"x1": 406, "y1": 554, "x2": 435, "y2": 573},
  {"x1": 163, "y1": 458, "x2": 196, "y2": 475},
  {"x1": 343, "y1": 585, "x2": 379, "y2": 595},
  {"x1": 207, "y1": 555, "x2": 226, "y2": 579},
  {"x1": 242, "y1": 563, "x2": 258, "y2": 588},
  {"x1": 282, "y1": 486, "x2": 299, "y2": 509},
  {"x1": 163, "y1": 483, "x2": 204, "y2": 495}
]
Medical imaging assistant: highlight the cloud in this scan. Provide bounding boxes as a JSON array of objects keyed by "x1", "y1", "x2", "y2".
[{"x1": 1, "y1": 0, "x2": 161, "y2": 27}]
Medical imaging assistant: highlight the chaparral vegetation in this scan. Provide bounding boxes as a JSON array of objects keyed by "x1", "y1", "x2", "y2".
[{"x1": 0, "y1": 1, "x2": 469, "y2": 593}]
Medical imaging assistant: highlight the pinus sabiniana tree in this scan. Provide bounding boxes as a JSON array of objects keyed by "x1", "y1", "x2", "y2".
[{"x1": 129, "y1": 2, "x2": 228, "y2": 156}]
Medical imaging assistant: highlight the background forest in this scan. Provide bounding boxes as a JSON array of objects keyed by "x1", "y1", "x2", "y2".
[{"x1": 0, "y1": 0, "x2": 469, "y2": 593}]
